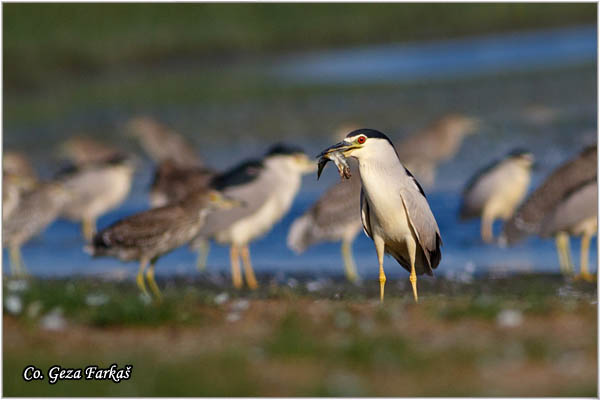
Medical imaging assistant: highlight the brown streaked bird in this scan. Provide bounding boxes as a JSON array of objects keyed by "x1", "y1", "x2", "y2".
[
  {"x1": 502, "y1": 145, "x2": 597, "y2": 279},
  {"x1": 3, "y1": 182, "x2": 71, "y2": 276},
  {"x1": 3, "y1": 151, "x2": 38, "y2": 182},
  {"x1": 396, "y1": 114, "x2": 480, "y2": 188},
  {"x1": 3, "y1": 173, "x2": 37, "y2": 222},
  {"x1": 57, "y1": 155, "x2": 136, "y2": 241},
  {"x1": 126, "y1": 116, "x2": 203, "y2": 168},
  {"x1": 59, "y1": 136, "x2": 124, "y2": 166},
  {"x1": 460, "y1": 150, "x2": 534, "y2": 243},
  {"x1": 88, "y1": 190, "x2": 239, "y2": 300}
]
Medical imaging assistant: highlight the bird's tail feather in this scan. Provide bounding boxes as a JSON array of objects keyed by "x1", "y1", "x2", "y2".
[{"x1": 287, "y1": 215, "x2": 316, "y2": 254}]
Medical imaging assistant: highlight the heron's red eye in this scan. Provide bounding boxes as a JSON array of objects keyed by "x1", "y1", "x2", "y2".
[{"x1": 357, "y1": 136, "x2": 366, "y2": 144}]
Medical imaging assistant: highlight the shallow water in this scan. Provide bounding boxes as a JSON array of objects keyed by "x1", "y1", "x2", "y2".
[{"x1": 3, "y1": 26, "x2": 597, "y2": 279}]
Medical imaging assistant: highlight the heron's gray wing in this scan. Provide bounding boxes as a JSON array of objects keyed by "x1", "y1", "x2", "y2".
[
  {"x1": 503, "y1": 145, "x2": 597, "y2": 243},
  {"x1": 287, "y1": 171, "x2": 361, "y2": 252},
  {"x1": 399, "y1": 183, "x2": 442, "y2": 271},
  {"x1": 199, "y1": 165, "x2": 275, "y2": 237},
  {"x1": 540, "y1": 179, "x2": 597, "y2": 237},
  {"x1": 360, "y1": 188, "x2": 372, "y2": 239}
]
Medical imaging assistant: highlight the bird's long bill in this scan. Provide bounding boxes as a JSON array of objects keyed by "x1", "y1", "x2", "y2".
[{"x1": 317, "y1": 140, "x2": 355, "y2": 159}]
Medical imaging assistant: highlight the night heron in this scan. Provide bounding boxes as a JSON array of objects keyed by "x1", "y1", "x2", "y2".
[
  {"x1": 287, "y1": 159, "x2": 363, "y2": 282},
  {"x1": 319, "y1": 129, "x2": 442, "y2": 302},
  {"x1": 126, "y1": 116, "x2": 202, "y2": 168},
  {"x1": 195, "y1": 144, "x2": 315, "y2": 289},
  {"x1": 287, "y1": 123, "x2": 363, "y2": 282},
  {"x1": 3, "y1": 151, "x2": 38, "y2": 181},
  {"x1": 59, "y1": 136, "x2": 124, "y2": 166},
  {"x1": 502, "y1": 145, "x2": 597, "y2": 280},
  {"x1": 321, "y1": 129, "x2": 442, "y2": 301},
  {"x1": 397, "y1": 114, "x2": 479, "y2": 188},
  {"x1": 88, "y1": 190, "x2": 238, "y2": 300},
  {"x1": 56, "y1": 155, "x2": 136, "y2": 241},
  {"x1": 127, "y1": 116, "x2": 216, "y2": 268},
  {"x1": 460, "y1": 150, "x2": 534, "y2": 243},
  {"x1": 3, "y1": 182, "x2": 71, "y2": 276}
]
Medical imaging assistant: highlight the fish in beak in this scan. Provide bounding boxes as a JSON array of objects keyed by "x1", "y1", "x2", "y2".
[{"x1": 317, "y1": 141, "x2": 354, "y2": 180}]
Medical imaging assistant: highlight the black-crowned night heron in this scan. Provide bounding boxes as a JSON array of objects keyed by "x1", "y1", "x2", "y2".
[
  {"x1": 460, "y1": 150, "x2": 534, "y2": 243},
  {"x1": 319, "y1": 129, "x2": 442, "y2": 302},
  {"x1": 126, "y1": 116, "x2": 202, "y2": 168},
  {"x1": 502, "y1": 145, "x2": 597, "y2": 280},
  {"x1": 287, "y1": 123, "x2": 363, "y2": 282},
  {"x1": 88, "y1": 190, "x2": 238, "y2": 300},
  {"x1": 3, "y1": 182, "x2": 71, "y2": 276},
  {"x1": 59, "y1": 136, "x2": 124, "y2": 166},
  {"x1": 3, "y1": 173, "x2": 37, "y2": 222},
  {"x1": 194, "y1": 144, "x2": 315, "y2": 289},
  {"x1": 56, "y1": 155, "x2": 136, "y2": 241},
  {"x1": 397, "y1": 114, "x2": 479, "y2": 188},
  {"x1": 287, "y1": 160, "x2": 362, "y2": 282}
]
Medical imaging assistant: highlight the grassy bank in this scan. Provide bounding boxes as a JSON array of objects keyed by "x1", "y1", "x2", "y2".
[
  {"x1": 4, "y1": 3, "x2": 596, "y2": 91},
  {"x1": 3, "y1": 274, "x2": 597, "y2": 396}
]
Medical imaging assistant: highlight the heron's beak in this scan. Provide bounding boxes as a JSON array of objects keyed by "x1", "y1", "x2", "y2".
[
  {"x1": 208, "y1": 191, "x2": 244, "y2": 209},
  {"x1": 318, "y1": 140, "x2": 358, "y2": 158}
]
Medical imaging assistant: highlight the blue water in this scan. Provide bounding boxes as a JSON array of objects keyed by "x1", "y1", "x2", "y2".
[
  {"x1": 3, "y1": 25, "x2": 597, "y2": 280},
  {"x1": 274, "y1": 25, "x2": 597, "y2": 84}
]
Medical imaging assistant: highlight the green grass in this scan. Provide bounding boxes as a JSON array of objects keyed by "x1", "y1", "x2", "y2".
[
  {"x1": 3, "y1": 274, "x2": 597, "y2": 396},
  {"x1": 4, "y1": 3, "x2": 596, "y2": 91}
]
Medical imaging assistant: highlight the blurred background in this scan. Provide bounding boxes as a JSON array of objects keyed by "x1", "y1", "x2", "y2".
[
  {"x1": 3, "y1": 3, "x2": 598, "y2": 397},
  {"x1": 3, "y1": 3, "x2": 597, "y2": 279}
]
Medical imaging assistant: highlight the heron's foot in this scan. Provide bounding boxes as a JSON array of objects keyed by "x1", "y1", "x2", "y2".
[
  {"x1": 232, "y1": 275, "x2": 243, "y2": 289},
  {"x1": 136, "y1": 272, "x2": 149, "y2": 298},
  {"x1": 196, "y1": 257, "x2": 207, "y2": 273},
  {"x1": 409, "y1": 273, "x2": 419, "y2": 303},
  {"x1": 245, "y1": 274, "x2": 259, "y2": 290},
  {"x1": 379, "y1": 276, "x2": 386, "y2": 303},
  {"x1": 146, "y1": 269, "x2": 163, "y2": 303},
  {"x1": 574, "y1": 272, "x2": 596, "y2": 283}
]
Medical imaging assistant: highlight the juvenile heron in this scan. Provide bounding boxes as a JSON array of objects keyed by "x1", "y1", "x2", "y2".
[
  {"x1": 126, "y1": 116, "x2": 202, "y2": 168},
  {"x1": 3, "y1": 151, "x2": 38, "y2": 181},
  {"x1": 3, "y1": 182, "x2": 71, "y2": 276},
  {"x1": 460, "y1": 150, "x2": 534, "y2": 243},
  {"x1": 287, "y1": 159, "x2": 363, "y2": 282},
  {"x1": 319, "y1": 129, "x2": 442, "y2": 302},
  {"x1": 502, "y1": 145, "x2": 597, "y2": 279},
  {"x1": 195, "y1": 144, "x2": 315, "y2": 289},
  {"x1": 89, "y1": 190, "x2": 238, "y2": 299},
  {"x1": 59, "y1": 136, "x2": 124, "y2": 166},
  {"x1": 397, "y1": 114, "x2": 479, "y2": 188},
  {"x1": 57, "y1": 155, "x2": 136, "y2": 241}
]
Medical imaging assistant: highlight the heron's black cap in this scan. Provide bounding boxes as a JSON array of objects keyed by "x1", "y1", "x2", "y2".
[
  {"x1": 266, "y1": 143, "x2": 306, "y2": 157},
  {"x1": 507, "y1": 148, "x2": 533, "y2": 158},
  {"x1": 346, "y1": 129, "x2": 394, "y2": 146}
]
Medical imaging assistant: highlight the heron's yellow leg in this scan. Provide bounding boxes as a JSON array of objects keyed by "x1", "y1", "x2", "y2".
[
  {"x1": 136, "y1": 259, "x2": 149, "y2": 297},
  {"x1": 576, "y1": 233, "x2": 595, "y2": 282},
  {"x1": 555, "y1": 232, "x2": 574, "y2": 276},
  {"x1": 9, "y1": 245, "x2": 22, "y2": 276},
  {"x1": 82, "y1": 217, "x2": 96, "y2": 242},
  {"x1": 230, "y1": 245, "x2": 243, "y2": 289},
  {"x1": 146, "y1": 260, "x2": 163, "y2": 301},
  {"x1": 195, "y1": 239, "x2": 210, "y2": 272},
  {"x1": 374, "y1": 235, "x2": 386, "y2": 303},
  {"x1": 241, "y1": 245, "x2": 258, "y2": 290},
  {"x1": 341, "y1": 237, "x2": 359, "y2": 283},
  {"x1": 480, "y1": 206, "x2": 495, "y2": 244},
  {"x1": 406, "y1": 237, "x2": 419, "y2": 303}
]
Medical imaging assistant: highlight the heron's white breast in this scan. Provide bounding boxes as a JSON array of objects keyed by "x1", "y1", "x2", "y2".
[{"x1": 219, "y1": 169, "x2": 302, "y2": 245}]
